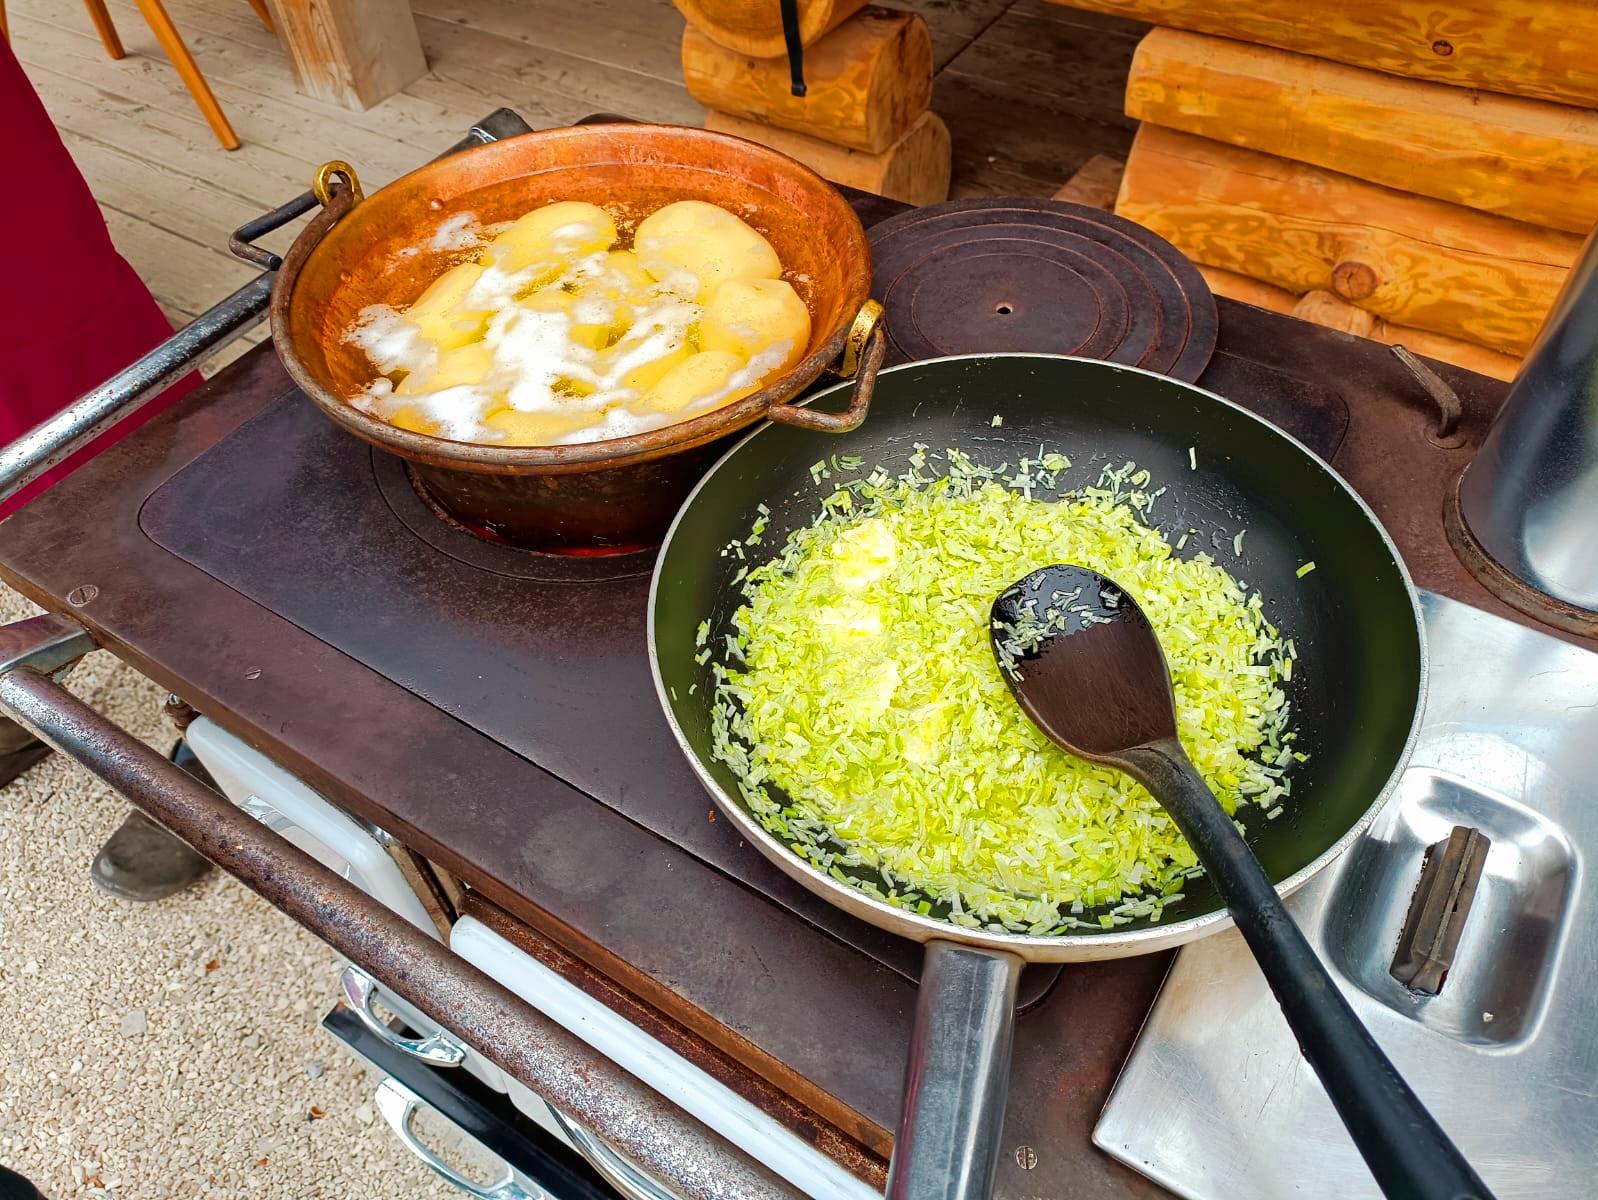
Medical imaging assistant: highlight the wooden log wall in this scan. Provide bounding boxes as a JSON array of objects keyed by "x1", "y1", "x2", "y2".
[
  {"x1": 681, "y1": 0, "x2": 949, "y2": 206},
  {"x1": 1046, "y1": 0, "x2": 1598, "y2": 107},
  {"x1": 1198, "y1": 267, "x2": 1521, "y2": 381},
  {"x1": 1116, "y1": 124, "x2": 1581, "y2": 357},
  {"x1": 683, "y1": 7, "x2": 932, "y2": 153},
  {"x1": 1125, "y1": 28, "x2": 1598, "y2": 234},
  {"x1": 1072, "y1": 2, "x2": 1598, "y2": 378},
  {"x1": 706, "y1": 109, "x2": 951, "y2": 206},
  {"x1": 674, "y1": 0, "x2": 866, "y2": 59}
]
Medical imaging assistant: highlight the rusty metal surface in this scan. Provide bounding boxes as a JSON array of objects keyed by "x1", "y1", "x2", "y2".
[
  {"x1": 270, "y1": 125, "x2": 878, "y2": 548},
  {"x1": 0, "y1": 165, "x2": 1587, "y2": 1200},
  {"x1": 868, "y1": 199, "x2": 1217, "y2": 381},
  {"x1": 1209, "y1": 309, "x2": 1594, "y2": 647},
  {"x1": 0, "y1": 662, "x2": 803, "y2": 1200}
]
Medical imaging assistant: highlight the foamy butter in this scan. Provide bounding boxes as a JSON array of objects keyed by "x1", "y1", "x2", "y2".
[
  {"x1": 429, "y1": 211, "x2": 483, "y2": 252},
  {"x1": 408, "y1": 386, "x2": 499, "y2": 441},
  {"x1": 348, "y1": 307, "x2": 434, "y2": 376},
  {"x1": 343, "y1": 205, "x2": 798, "y2": 446},
  {"x1": 492, "y1": 306, "x2": 593, "y2": 413}
]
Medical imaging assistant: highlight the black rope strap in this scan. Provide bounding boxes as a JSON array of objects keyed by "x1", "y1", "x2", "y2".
[{"x1": 779, "y1": 0, "x2": 807, "y2": 97}]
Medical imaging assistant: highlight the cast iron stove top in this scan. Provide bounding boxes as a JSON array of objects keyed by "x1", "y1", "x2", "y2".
[{"x1": 132, "y1": 194, "x2": 1341, "y2": 1001}]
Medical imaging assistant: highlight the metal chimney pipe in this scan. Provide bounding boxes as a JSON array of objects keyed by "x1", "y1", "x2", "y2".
[{"x1": 1453, "y1": 221, "x2": 1598, "y2": 626}]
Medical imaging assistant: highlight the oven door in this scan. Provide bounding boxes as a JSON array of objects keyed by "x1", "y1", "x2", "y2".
[{"x1": 185, "y1": 717, "x2": 510, "y2": 1094}]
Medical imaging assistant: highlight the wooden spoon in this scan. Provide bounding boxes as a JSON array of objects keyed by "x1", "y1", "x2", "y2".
[{"x1": 990, "y1": 564, "x2": 1492, "y2": 1200}]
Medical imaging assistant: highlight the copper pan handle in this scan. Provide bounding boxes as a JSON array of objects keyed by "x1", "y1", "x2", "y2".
[
  {"x1": 268, "y1": 163, "x2": 365, "y2": 359},
  {"x1": 767, "y1": 300, "x2": 887, "y2": 434},
  {"x1": 272, "y1": 162, "x2": 363, "y2": 297}
]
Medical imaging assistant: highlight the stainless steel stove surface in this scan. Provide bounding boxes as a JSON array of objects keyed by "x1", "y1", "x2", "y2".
[{"x1": 1096, "y1": 590, "x2": 1598, "y2": 1199}]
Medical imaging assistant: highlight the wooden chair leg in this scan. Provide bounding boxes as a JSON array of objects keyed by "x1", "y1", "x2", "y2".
[
  {"x1": 0, "y1": 0, "x2": 10, "y2": 44},
  {"x1": 82, "y1": 0, "x2": 128, "y2": 59},
  {"x1": 244, "y1": 0, "x2": 274, "y2": 34},
  {"x1": 130, "y1": 0, "x2": 241, "y2": 150}
]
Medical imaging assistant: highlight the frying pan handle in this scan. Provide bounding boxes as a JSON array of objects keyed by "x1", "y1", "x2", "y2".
[
  {"x1": 767, "y1": 303, "x2": 887, "y2": 434},
  {"x1": 1119, "y1": 739, "x2": 1496, "y2": 1200},
  {"x1": 886, "y1": 941, "x2": 1022, "y2": 1200}
]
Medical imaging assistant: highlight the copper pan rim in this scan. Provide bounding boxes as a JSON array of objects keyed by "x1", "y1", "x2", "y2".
[{"x1": 271, "y1": 124, "x2": 878, "y2": 475}]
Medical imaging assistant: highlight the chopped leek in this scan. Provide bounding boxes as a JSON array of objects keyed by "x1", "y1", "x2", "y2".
[{"x1": 706, "y1": 448, "x2": 1299, "y2": 932}]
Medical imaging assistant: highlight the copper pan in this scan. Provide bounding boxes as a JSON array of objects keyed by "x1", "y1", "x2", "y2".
[{"x1": 270, "y1": 127, "x2": 885, "y2": 550}]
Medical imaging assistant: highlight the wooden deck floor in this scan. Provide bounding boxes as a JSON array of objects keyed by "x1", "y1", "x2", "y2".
[{"x1": 10, "y1": 0, "x2": 1140, "y2": 358}]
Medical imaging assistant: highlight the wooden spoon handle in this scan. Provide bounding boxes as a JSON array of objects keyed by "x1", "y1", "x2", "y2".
[{"x1": 1118, "y1": 737, "x2": 1494, "y2": 1200}]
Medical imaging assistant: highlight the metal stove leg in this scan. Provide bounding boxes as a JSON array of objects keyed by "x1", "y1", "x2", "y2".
[{"x1": 0, "y1": 613, "x2": 802, "y2": 1200}]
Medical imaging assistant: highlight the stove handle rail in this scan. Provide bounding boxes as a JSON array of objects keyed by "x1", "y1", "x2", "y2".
[
  {"x1": 0, "y1": 612, "x2": 806, "y2": 1200},
  {"x1": 0, "y1": 106, "x2": 536, "y2": 510},
  {"x1": 546, "y1": 1108, "x2": 681, "y2": 1200}
]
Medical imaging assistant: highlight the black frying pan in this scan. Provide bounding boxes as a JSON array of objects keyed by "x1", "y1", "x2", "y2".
[{"x1": 649, "y1": 355, "x2": 1428, "y2": 1196}]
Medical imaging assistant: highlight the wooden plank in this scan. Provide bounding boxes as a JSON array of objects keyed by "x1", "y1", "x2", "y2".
[
  {"x1": 706, "y1": 108, "x2": 951, "y2": 205},
  {"x1": 935, "y1": 69, "x2": 1134, "y2": 198},
  {"x1": 410, "y1": 0, "x2": 687, "y2": 84},
  {"x1": 1012, "y1": 0, "x2": 1146, "y2": 39},
  {"x1": 1052, "y1": 153, "x2": 1123, "y2": 209},
  {"x1": 81, "y1": 0, "x2": 475, "y2": 150},
  {"x1": 98, "y1": 204, "x2": 257, "y2": 317},
  {"x1": 110, "y1": 0, "x2": 699, "y2": 137},
  {"x1": 674, "y1": 0, "x2": 866, "y2": 58},
  {"x1": 1116, "y1": 125, "x2": 1580, "y2": 355},
  {"x1": 1126, "y1": 28, "x2": 1598, "y2": 234},
  {"x1": 1199, "y1": 267, "x2": 1520, "y2": 379},
  {"x1": 1046, "y1": 0, "x2": 1598, "y2": 107},
  {"x1": 17, "y1": 55, "x2": 323, "y2": 204},
  {"x1": 939, "y1": 0, "x2": 1142, "y2": 128},
  {"x1": 896, "y1": 0, "x2": 1016, "y2": 72},
  {"x1": 14, "y1": 7, "x2": 431, "y2": 188},
  {"x1": 263, "y1": 0, "x2": 427, "y2": 110},
  {"x1": 931, "y1": 0, "x2": 1141, "y2": 197},
  {"x1": 683, "y1": 8, "x2": 931, "y2": 153},
  {"x1": 53, "y1": 125, "x2": 298, "y2": 265},
  {"x1": 407, "y1": 14, "x2": 702, "y2": 129}
]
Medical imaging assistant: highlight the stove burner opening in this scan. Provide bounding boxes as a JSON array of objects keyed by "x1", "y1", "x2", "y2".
[
  {"x1": 406, "y1": 466, "x2": 652, "y2": 558},
  {"x1": 996, "y1": 303, "x2": 1015, "y2": 315}
]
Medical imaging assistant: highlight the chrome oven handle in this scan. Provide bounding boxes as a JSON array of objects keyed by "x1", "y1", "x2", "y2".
[
  {"x1": 546, "y1": 1107, "x2": 679, "y2": 1200},
  {"x1": 374, "y1": 1077, "x2": 543, "y2": 1200},
  {"x1": 341, "y1": 965, "x2": 467, "y2": 1067}
]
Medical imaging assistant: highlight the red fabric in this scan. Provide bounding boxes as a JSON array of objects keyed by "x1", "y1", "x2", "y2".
[{"x1": 0, "y1": 36, "x2": 202, "y2": 520}]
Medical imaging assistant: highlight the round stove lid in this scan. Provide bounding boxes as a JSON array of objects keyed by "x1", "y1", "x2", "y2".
[{"x1": 867, "y1": 198, "x2": 1218, "y2": 382}]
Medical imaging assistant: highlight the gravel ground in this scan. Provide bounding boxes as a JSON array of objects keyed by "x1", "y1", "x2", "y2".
[{"x1": 0, "y1": 586, "x2": 470, "y2": 1198}]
